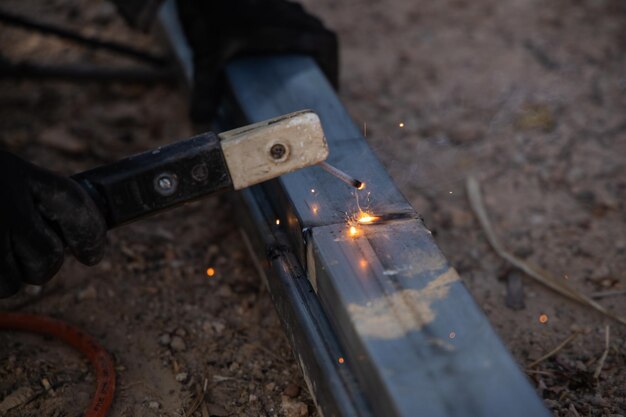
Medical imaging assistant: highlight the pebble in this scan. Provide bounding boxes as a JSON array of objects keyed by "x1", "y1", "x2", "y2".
[
  {"x1": 77, "y1": 285, "x2": 97, "y2": 301},
  {"x1": 158, "y1": 334, "x2": 171, "y2": 346},
  {"x1": 249, "y1": 394, "x2": 258, "y2": 402},
  {"x1": 24, "y1": 285, "x2": 43, "y2": 296},
  {"x1": 505, "y1": 271, "x2": 525, "y2": 311},
  {"x1": 212, "y1": 321, "x2": 226, "y2": 335},
  {"x1": 265, "y1": 382, "x2": 276, "y2": 391},
  {"x1": 281, "y1": 395, "x2": 308, "y2": 417},
  {"x1": 447, "y1": 123, "x2": 484, "y2": 144},
  {"x1": 283, "y1": 383, "x2": 301, "y2": 398},
  {"x1": 39, "y1": 126, "x2": 87, "y2": 154},
  {"x1": 175, "y1": 372, "x2": 188, "y2": 382},
  {"x1": 148, "y1": 401, "x2": 160, "y2": 409},
  {"x1": 447, "y1": 206, "x2": 473, "y2": 228},
  {"x1": 170, "y1": 336, "x2": 186, "y2": 352}
]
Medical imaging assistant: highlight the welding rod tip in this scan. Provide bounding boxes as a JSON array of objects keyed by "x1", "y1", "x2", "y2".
[{"x1": 318, "y1": 161, "x2": 364, "y2": 190}]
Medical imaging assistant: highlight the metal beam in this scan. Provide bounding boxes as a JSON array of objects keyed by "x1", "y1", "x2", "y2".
[
  {"x1": 158, "y1": 2, "x2": 550, "y2": 415},
  {"x1": 220, "y1": 55, "x2": 550, "y2": 417}
]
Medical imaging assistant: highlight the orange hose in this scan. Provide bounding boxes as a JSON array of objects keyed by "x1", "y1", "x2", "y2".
[{"x1": 0, "y1": 312, "x2": 115, "y2": 417}]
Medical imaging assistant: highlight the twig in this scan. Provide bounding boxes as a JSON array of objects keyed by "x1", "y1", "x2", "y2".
[
  {"x1": 593, "y1": 325, "x2": 610, "y2": 380},
  {"x1": 527, "y1": 332, "x2": 580, "y2": 368},
  {"x1": 466, "y1": 177, "x2": 626, "y2": 325},
  {"x1": 590, "y1": 289, "x2": 626, "y2": 299},
  {"x1": 525, "y1": 369, "x2": 555, "y2": 376},
  {"x1": 183, "y1": 377, "x2": 208, "y2": 416},
  {"x1": 568, "y1": 404, "x2": 581, "y2": 417}
]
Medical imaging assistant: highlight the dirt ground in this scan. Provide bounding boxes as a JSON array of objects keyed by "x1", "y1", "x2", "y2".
[{"x1": 0, "y1": 0, "x2": 625, "y2": 416}]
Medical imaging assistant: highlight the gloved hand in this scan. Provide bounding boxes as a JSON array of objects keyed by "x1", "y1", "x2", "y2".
[
  {"x1": 176, "y1": 0, "x2": 339, "y2": 123},
  {"x1": 0, "y1": 152, "x2": 106, "y2": 297},
  {"x1": 110, "y1": 0, "x2": 338, "y2": 124}
]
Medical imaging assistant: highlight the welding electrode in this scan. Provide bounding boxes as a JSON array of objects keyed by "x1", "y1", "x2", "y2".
[
  {"x1": 72, "y1": 110, "x2": 329, "y2": 229},
  {"x1": 318, "y1": 161, "x2": 364, "y2": 189}
]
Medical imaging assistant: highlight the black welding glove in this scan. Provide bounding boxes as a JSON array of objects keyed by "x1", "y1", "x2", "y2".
[
  {"x1": 0, "y1": 152, "x2": 106, "y2": 297},
  {"x1": 176, "y1": 0, "x2": 339, "y2": 123},
  {"x1": 110, "y1": 0, "x2": 338, "y2": 123}
]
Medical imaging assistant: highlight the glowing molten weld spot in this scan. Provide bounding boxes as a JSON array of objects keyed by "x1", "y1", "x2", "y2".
[
  {"x1": 357, "y1": 182, "x2": 366, "y2": 190},
  {"x1": 349, "y1": 226, "x2": 358, "y2": 237},
  {"x1": 275, "y1": 219, "x2": 280, "y2": 225},
  {"x1": 357, "y1": 212, "x2": 379, "y2": 224},
  {"x1": 539, "y1": 314, "x2": 548, "y2": 324},
  {"x1": 338, "y1": 357, "x2": 345, "y2": 364},
  {"x1": 206, "y1": 267, "x2": 215, "y2": 277}
]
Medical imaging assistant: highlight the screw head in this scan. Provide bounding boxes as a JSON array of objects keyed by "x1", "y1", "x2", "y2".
[
  {"x1": 158, "y1": 177, "x2": 172, "y2": 189},
  {"x1": 154, "y1": 172, "x2": 178, "y2": 196},
  {"x1": 269, "y1": 143, "x2": 287, "y2": 161}
]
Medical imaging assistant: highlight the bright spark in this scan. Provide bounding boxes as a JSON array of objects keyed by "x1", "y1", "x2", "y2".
[
  {"x1": 539, "y1": 314, "x2": 548, "y2": 324},
  {"x1": 399, "y1": 122, "x2": 405, "y2": 128},
  {"x1": 275, "y1": 219, "x2": 280, "y2": 225},
  {"x1": 357, "y1": 182, "x2": 366, "y2": 190},
  {"x1": 338, "y1": 357, "x2": 345, "y2": 364},
  {"x1": 349, "y1": 226, "x2": 358, "y2": 237},
  {"x1": 206, "y1": 267, "x2": 215, "y2": 277}
]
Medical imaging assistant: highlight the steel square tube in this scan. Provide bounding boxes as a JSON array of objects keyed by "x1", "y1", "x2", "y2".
[
  {"x1": 222, "y1": 55, "x2": 550, "y2": 417},
  {"x1": 158, "y1": 2, "x2": 550, "y2": 414}
]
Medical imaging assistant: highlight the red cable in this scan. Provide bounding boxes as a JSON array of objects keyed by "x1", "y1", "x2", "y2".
[{"x1": 0, "y1": 312, "x2": 115, "y2": 417}]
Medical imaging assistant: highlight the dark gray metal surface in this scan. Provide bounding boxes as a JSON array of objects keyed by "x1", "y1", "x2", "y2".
[
  {"x1": 235, "y1": 187, "x2": 374, "y2": 417},
  {"x1": 223, "y1": 55, "x2": 551, "y2": 417}
]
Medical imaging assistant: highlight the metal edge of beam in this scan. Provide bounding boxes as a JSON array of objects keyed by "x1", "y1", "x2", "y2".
[{"x1": 236, "y1": 184, "x2": 375, "y2": 417}]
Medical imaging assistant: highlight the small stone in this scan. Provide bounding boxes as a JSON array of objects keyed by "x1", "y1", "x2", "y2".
[
  {"x1": 281, "y1": 396, "x2": 308, "y2": 417},
  {"x1": 148, "y1": 401, "x2": 160, "y2": 409},
  {"x1": 447, "y1": 206, "x2": 473, "y2": 228},
  {"x1": 170, "y1": 336, "x2": 186, "y2": 352},
  {"x1": 249, "y1": 394, "x2": 257, "y2": 402},
  {"x1": 265, "y1": 382, "x2": 276, "y2": 391},
  {"x1": 283, "y1": 383, "x2": 300, "y2": 398},
  {"x1": 516, "y1": 104, "x2": 555, "y2": 132},
  {"x1": 39, "y1": 126, "x2": 87, "y2": 154},
  {"x1": 505, "y1": 271, "x2": 525, "y2": 311},
  {"x1": 41, "y1": 378, "x2": 52, "y2": 391},
  {"x1": 206, "y1": 403, "x2": 228, "y2": 416},
  {"x1": 174, "y1": 328, "x2": 187, "y2": 337},
  {"x1": 158, "y1": 334, "x2": 171, "y2": 346},
  {"x1": 175, "y1": 372, "x2": 188, "y2": 382},
  {"x1": 207, "y1": 244, "x2": 220, "y2": 259},
  {"x1": 212, "y1": 321, "x2": 225, "y2": 335},
  {"x1": 24, "y1": 285, "x2": 43, "y2": 296},
  {"x1": 77, "y1": 285, "x2": 97, "y2": 301},
  {"x1": 448, "y1": 123, "x2": 484, "y2": 144}
]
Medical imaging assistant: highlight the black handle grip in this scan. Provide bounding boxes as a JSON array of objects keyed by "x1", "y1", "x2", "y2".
[{"x1": 71, "y1": 132, "x2": 233, "y2": 228}]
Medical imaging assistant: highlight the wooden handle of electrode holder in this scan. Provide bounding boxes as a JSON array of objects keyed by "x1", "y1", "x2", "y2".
[{"x1": 219, "y1": 110, "x2": 329, "y2": 190}]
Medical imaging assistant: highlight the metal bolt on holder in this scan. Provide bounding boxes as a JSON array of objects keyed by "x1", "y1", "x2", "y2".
[
  {"x1": 270, "y1": 143, "x2": 287, "y2": 161},
  {"x1": 154, "y1": 172, "x2": 178, "y2": 196}
]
